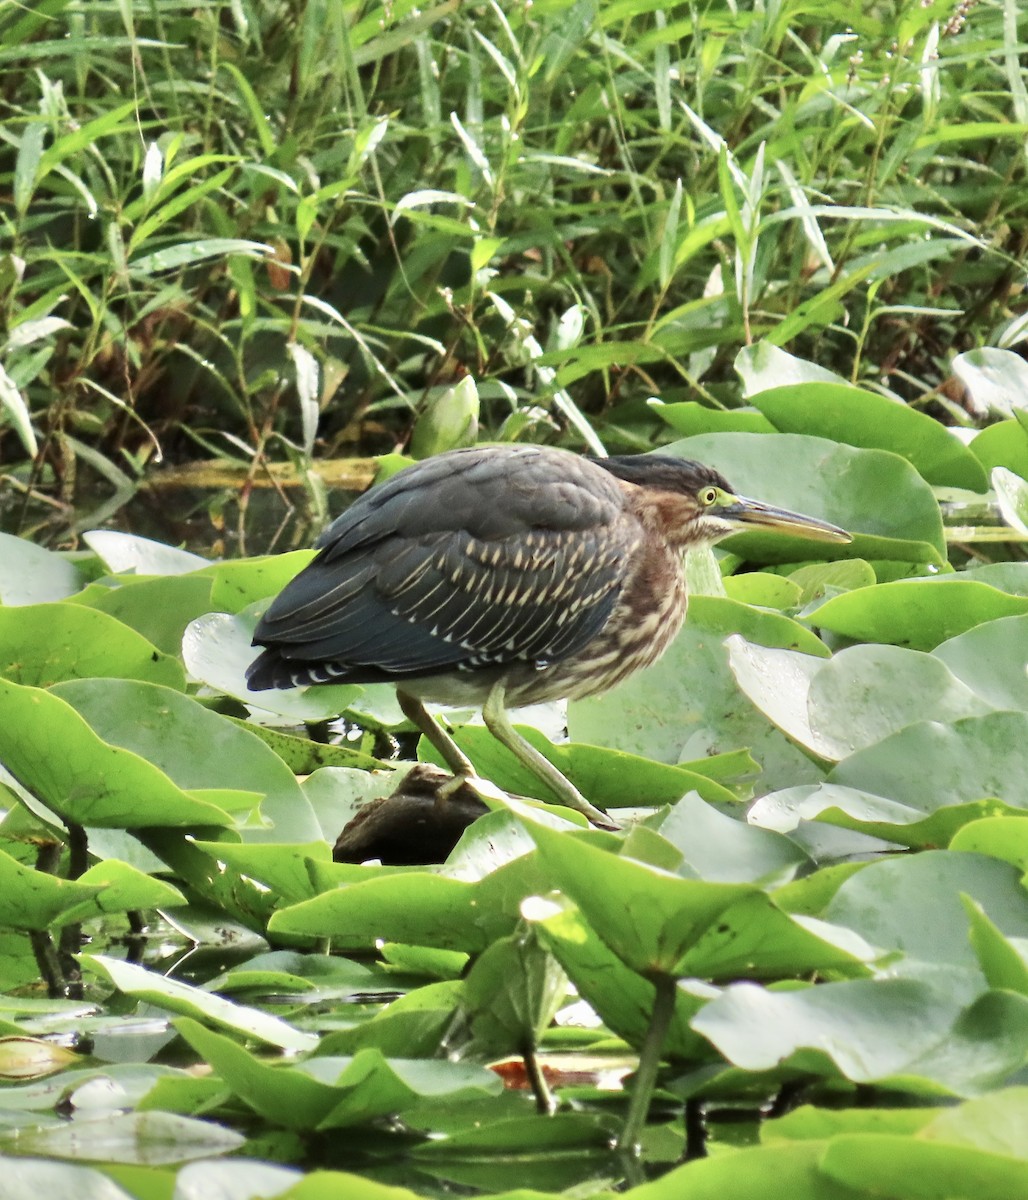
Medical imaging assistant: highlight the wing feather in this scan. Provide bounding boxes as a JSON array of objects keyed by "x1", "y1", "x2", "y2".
[{"x1": 248, "y1": 446, "x2": 641, "y2": 690}]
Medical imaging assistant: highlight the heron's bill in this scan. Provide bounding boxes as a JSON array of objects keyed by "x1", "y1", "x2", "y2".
[{"x1": 725, "y1": 497, "x2": 853, "y2": 543}]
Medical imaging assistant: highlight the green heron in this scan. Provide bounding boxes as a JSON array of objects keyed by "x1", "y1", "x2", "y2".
[{"x1": 247, "y1": 445, "x2": 850, "y2": 828}]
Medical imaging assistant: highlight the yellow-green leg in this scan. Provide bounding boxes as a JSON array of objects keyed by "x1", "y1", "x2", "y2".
[{"x1": 482, "y1": 682, "x2": 619, "y2": 831}]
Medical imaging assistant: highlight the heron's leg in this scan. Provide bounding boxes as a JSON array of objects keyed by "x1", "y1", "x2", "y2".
[
  {"x1": 481, "y1": 682, "x2": 619, "y2": 831},
  {"x1": 397, "y1": 690, "x2": 476, "y2": 778}
]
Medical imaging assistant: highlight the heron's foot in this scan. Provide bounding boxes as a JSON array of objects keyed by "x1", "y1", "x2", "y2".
[
  {"x1": 481, "y1": 683, "x2": 620, "y2": 832},
  {"x1": 539, "y1": 782, "x2": 621, "y2": 832},
  {"x1": 438, "y1": 768, "x2": 620, "y2": 832}
]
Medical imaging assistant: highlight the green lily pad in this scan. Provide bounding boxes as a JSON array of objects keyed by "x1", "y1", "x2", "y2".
[
  {"x1": 934, "y1": 613, "x2": 1028, "y2": 710},
  {"x1": 0, "y1": 533, "x2": 83, "y2": 605},
  {"x1": 528, "y1": 823, "x2": 874, "y2": 979},
  {"x1": 174, "y1": 1016, "x2": 499, "y2": 1131},
  {"x1": 0, "y1": 679, "x2": 238, "y2": 829},
  {"x1": 0, "y1": 847, "x2": 103, "y2": 931},
  {"x1": 971, "y1": 418, "x2": 1028, "y2": 478},
  {"x1": 825, "y1": 850, "x2": 1028, "y2": 970},
  {"x1": 722, "y1": 572, "x2": 803, "y2": 609},
  {"x1": 786, "y1": 558, "x2": 878, "y2": 604},
  {"x1": 570, "y1": 623, "x2": 825, "y2": 792},
  {"x1": 749, "y1": 782, "x2": 1019, "y2": 850},
  {"x1": 813, "y1": 578, "x2": 1028, "y2": 649},
  {"x1": 0, "y1": 603, "x2": 185, "y2": 689},
  {"x1": 71, "y1": 573, "x2": 215, "y2": 655},
  {"x1": 920, "y1": 1086, "x2": 1028, "y2": 1159},
  {"x1": 207, "y1": 550, "x2": 315, "y2": 611},
  {"x1": 182, "y1": 610, "x2": 362, "y2": 723},
  {"x1": 952, "y1": 347, "x2": 1028, "y2": 420},
  {"x1": 688, "y1": 595, "x2": 831, "y2": 657},
  {"x1": 736, "y1": 343, "x2": 849, "y2": 392},
  {"x1": 81, "y1": 956, "x2": 316, "y2": 1052},
  {"x1": 964, "y1": 900, "x2": 1028, "y2": 996},
  {"x1": 732, "y1": 638, "x2": 998, "y2": 766},
  {"x1": 190, "y1": 841, "x2": 332, "y2": 906},
  {"x1": 60, "y1": 860, "x2": 185, "y2": 924},
  {"x1": 692, "y1": 975, "x2": 1028, "y2": 1097},
  {"x1": 51, "y1": 678, "x2": 322, "y2": 843},
  {"x1": 455, "y1": 925, "x2": 567, "y2": 1059},
  {"x1": 820, "y1": 1132, "x2": 1028, "y2": 1199},
  {"x1": 659, "y1": 793, "x2": 811, "y2": 885},
  {"x1": 83, "y1": 530, "x2": 210, "y2": 576},
  {"x1": 750, "y1": 382, "x2": 988, "y2": 491},
  {"x1": 432, "y1": 724, "x2": 738, "y2": 808},
  {"x1": 525, "y1": 892, "x2": 717, "y2": 1059},
  {"x1": 651, "y1": 401, "x2": 776, "y2": 436},
  {"x1": 951, "y1": 815, "x2": 1028, "y2": 870},
  {"x1": 269, "y1": 852, "x2": 550, "y2": 954},
  {"x1": 318, "y1": 981, "x2": 462, "y2": 1057},
  {"x1": 830, "y1": 712, "x2": 1028, "y2": 813}
]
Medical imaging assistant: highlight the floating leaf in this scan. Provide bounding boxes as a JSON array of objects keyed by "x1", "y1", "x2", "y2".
[
  {"x1": 570, "y1": 623, "x2": 824, "y2": 792},
  {"x1": 0, "y1": 604, "x2": 185, "y2": 689},
  {"x1": 813, "y1": 579, "x2": 1028, "y2": 650},
  {"x1": 750, "y1": 382, "x2": 987, "y2": 490},
  {"x1": 269, "y1": 853, "x2": 549, "y2": 954},
  {"x1": 528, "y1": 823, "x2": 873, "y2": 979},
  {"x1": 0, "y1": 534, "x2": 83, "y2": 605},
  {"x1": 830, "y1": 712, "x2": 1028, "y2": 814},
  {"x1": 81, "y1": 956, "x2": 316, "y2": 1052},
  {"x1": 693, "y1": 975, "x2": 1028, "y2": 1097},
  {"x1": 0, "y1": 680, "x2": 237, "y2": 829},
  {"x1": 72, "y1": 574, "x2": 214, "y2": 655},
  {"x1": 953, "y1": 347, "x2": 1028, "y2": 419},
  {"x1": 83, "y1": 530, "x2": 210, "y2": 576},
  {"x1": 174, "y1": 1017, "x2": 498, "y2": 1131},
  {"x1": 524, "y1": 893, "x2": 716, "y2": 1059},
  {"x1": 182, "y1": 611, "x2": 361, "y2": 724},
  {"x1": 430, "y1": 724, "x2": 738, "y2": 808},
  {"x1": 0, "y1": 1110, "x2": 244, "y2": 1166},
  {"x1": 736, "y1": 343, "x2": 848, "y2": 392},
  {"x1": 825, "y1": 850, "x2": 1028, "y2": 970},
  {"x1": 51, "y1": 679, "x2": 322, "y2": 843}
]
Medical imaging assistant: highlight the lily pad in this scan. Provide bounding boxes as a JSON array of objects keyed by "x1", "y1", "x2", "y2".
[
  {"x1": 0, "y1": 603, "x2": 185, "y2": 690},
  {"x1": 934, "y1": 613, "x2": 1028, "y2": 710},
  {"x1": 182, "y1": 610, "x2": 362, "y2": 724},
  {"x1": 174, "y1": 1017, "x2": 499, "y2": 1131},
  {"x1": 692, "y1": 975, "x2": 1028, "y2": 1097},
  {"x1": 528, "y1": 822, "x2": 874, "y2": 979},
  {"x1": 813, "y1": 578, "x2": 1028, "y2": 650},
  {"x1": 51, "y1": 678, "x2": 322, "y2": 843},
  {"x1": 71, "y1": 573, "x2": 215, "y2": 655},
  {"x1": 0, "y1": 679, "x2": 238, "y2": 829},
  {"x1": 83, "y1": 531, "x2": 210, "y2": 576},
  {"x1": 81, "y1": 956, "x2": 316, "y2": 1052},
  {"x1": 750, "y1": 382, "x2": 987, "y2": 490},
  {"x1": 830, "y1": 711, "x2": 1028, "y2": 813},
  {"x1": 825, "y1": 850, "x2": 1028, "y2": 969},
  {"x1": 269, "y1": 853, "x2": 550, "y2": 954},
  {"x1": 525, "y1": 892, "x2": 719, "y2": 1060},
  {"x1": 0, "y1": 533, "x2": 83, "y2": 605},
  {"x1": 570, "y1": 623, "x2": 825, "y2": 792}
]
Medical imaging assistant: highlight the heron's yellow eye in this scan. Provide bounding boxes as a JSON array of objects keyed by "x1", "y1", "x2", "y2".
[{"x1": 700, "y1": 486, "x2": 719, "y2": 506}]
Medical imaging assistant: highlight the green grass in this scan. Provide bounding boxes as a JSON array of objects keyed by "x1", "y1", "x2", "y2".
[{"x1": 2, "y1": 0, "x2": 1028, "y2": 528}]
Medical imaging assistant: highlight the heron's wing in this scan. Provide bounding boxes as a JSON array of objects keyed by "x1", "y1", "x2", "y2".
[{"x1": 248, "y1": 446, "x2": 640, "y2": 687}]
